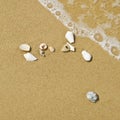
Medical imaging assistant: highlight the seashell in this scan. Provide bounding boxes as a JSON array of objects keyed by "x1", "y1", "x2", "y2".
[
  {"x1": 23, "y1": 53, "x2": 37, "y2": 61},
  {"x1": 66, "y1": 42, "x2": 75, "y2": 52},
  {"x1": 61, "y1": 43, "x2": 70, "y2": 52},
  {"x1": 39, "y1": 49, "x2": 45, "y2": 57},
  {"x1": 65, "y1": 31, "x2": 75, "y2": 44},
  {"x1": 81, "y1": 50, "x2": 92, "y2": 62},
  {"x1": 86, "y1": 91, "x2": 99, "y2": 103},
  {"x1": 39, "y1": 43, "x2": 48, "y2": 51},
  {"x1": 49, "y1": 46, "x2": 55, "y2": 52},
  {"x1": 19, "y1": 44, "x2": 31, "y2": 52}
]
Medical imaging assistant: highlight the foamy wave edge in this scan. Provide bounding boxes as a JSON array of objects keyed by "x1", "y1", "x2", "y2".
[{"x1": 38, "y1": 0, "x2": 120, "y2": 60}]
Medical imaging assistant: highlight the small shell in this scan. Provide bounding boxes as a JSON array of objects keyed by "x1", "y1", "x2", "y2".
[
  {"x1": 39, "y1": 43, "x2": 48, "y2": 51},
  {"x1": 24, "y1": 53, "x2": 37, "y2": 61},
  {"x1": 61, "y1": 44, "x2": 70, "y2": 52},
  {"x1": 65, "y1": 31, "x2": 75, "y2": 44},
  {"x1": 49, "y1": 46, "x2": 55, "y2": 52},
  {"x1": 39, "y1": 49, "x2": 45, "y2": 57},
  {"x1": 19, "y1": 44, "x2": 31, "y2": 52},
  {"x1": 81, "y1": 50, "x2": 92, "y2": 62},
  {"x1": 86, "y1": 91, "x2": 99, "y2": 103},
  {"x1": 66, "y1": 42, "x2": 75, "y2": 52}
]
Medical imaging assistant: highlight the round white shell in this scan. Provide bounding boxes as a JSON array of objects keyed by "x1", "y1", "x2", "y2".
[
  {"x1": 39, "y1": 43, "x2": 48, "y2": 50},
  {"x1": 19, "y1": 44, "x2": 31, "y2": 52},
  {"x1": 81, "y1": 50, "x2": 92, "y2": 62},
  {"x1": 86, "y1": 91, "x2": 99, "y2": 103}
]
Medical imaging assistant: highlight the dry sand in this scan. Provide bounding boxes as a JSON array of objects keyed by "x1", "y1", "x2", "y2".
[{"x1": 0, "y1": 0, "x2": 120, "y2": 120}]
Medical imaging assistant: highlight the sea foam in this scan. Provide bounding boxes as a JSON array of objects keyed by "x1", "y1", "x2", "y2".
[{"x1": 38, "y1": 0, "x2": 120, "y2": 60}]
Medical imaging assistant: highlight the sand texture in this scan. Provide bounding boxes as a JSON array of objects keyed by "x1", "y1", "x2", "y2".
[{"x1": 0, "y1": 0, "x2": 120, "y2": 120}]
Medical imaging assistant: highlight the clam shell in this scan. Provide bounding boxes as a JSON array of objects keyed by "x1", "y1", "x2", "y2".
[
  {"x1": 65, "y1": 31, "x2": 75, "y2": 44},
  {"x1": 81, "y1": 50, "x2": 92, "y2": 62},
  {"x1": 24, "y1": 53, "x2": 37, "y2": 61},
  {"x1": 19, "y1": 44, "x2": 31, "y2": 52}
]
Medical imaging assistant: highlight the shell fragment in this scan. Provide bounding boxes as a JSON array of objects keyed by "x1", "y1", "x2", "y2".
[
  {"x1": 39, "y1": 43, "x2": 48, "y2": 51},
  {"x1": 24, "y1": 53, "x2": 37, "y2": 61},
  {"x1": 66, "y1": 42, "x2": 75, "y2": 52},
  {"x1": 81, "y1": 50, "x2": 92, "y2": 62},
  {"x1": 61, "y1": 44, "x2": 70, "y2": 52},
  {"x1": 49, "y1": 46, "x2": 55, "y2": 52},
  {"x1": 19, "y1": 44, "x2": 31, "y2": 52},
  {"x1": 39, "y1": 50, "x2": 45, "y2": 57},
  {"x1": 86, "y1": 91, "x2": 99, "y2": 103},
  {"x1": 65, "y1": 31, "x2": 75, "y2": 44}
]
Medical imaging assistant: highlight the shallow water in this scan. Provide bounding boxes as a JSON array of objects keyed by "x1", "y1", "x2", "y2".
[{"x1": 38, "y1": 0, "x2": 120, "y2": 60}]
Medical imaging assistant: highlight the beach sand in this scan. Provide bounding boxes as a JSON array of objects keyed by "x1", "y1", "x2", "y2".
[{"x1": 0, "y1": 0, "x2": 120, "y2": 120}]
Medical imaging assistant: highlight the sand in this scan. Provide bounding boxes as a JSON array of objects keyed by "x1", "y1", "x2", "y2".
[{"x1": 0, "y1": 0, "x2": 120, "y2": 120}]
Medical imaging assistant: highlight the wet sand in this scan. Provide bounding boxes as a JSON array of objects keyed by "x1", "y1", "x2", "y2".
[
  {"x1": 59, "y1": 0, "x2": 120, "y2": 40},
  {"x1": 0, "y1": 0, "x2": 120, "y2": 120}
]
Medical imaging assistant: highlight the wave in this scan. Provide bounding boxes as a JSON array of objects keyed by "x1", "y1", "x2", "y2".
[{"x1": 38, "y1": 0, "x2": 120, "y2": 60}]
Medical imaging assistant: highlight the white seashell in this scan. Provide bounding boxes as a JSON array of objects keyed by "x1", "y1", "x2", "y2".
[
  {"x1": 66, "y1": 42, "x2": 75, "y2": 52},
  {"x1": 86, "y1": 91, "x2": 99, "y2": 103},
  {"x1": 39, "y1": 49, "x2": 45, "y2": 57},
  {"x1": 39, "y1": 43, "x2": 48, "y2": 51},
  {"x1": 65, "y1": 31, "x2": 75, "y2": 44},
  {"x1": 49, "y1": 46, "x2": 55, "y2": 52},
  {"x1": 24, "y1": 53, "x2": 37, "y2": 61},
  {"x1": 81, "y1": 50, "x2": 92, "y2": 62},
  {"x1": 19, "y1": 44, "x2": 31, "y2": 52},
  {"x1": 61, "y1": 44, "x2": 70, "y2": 52}
]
